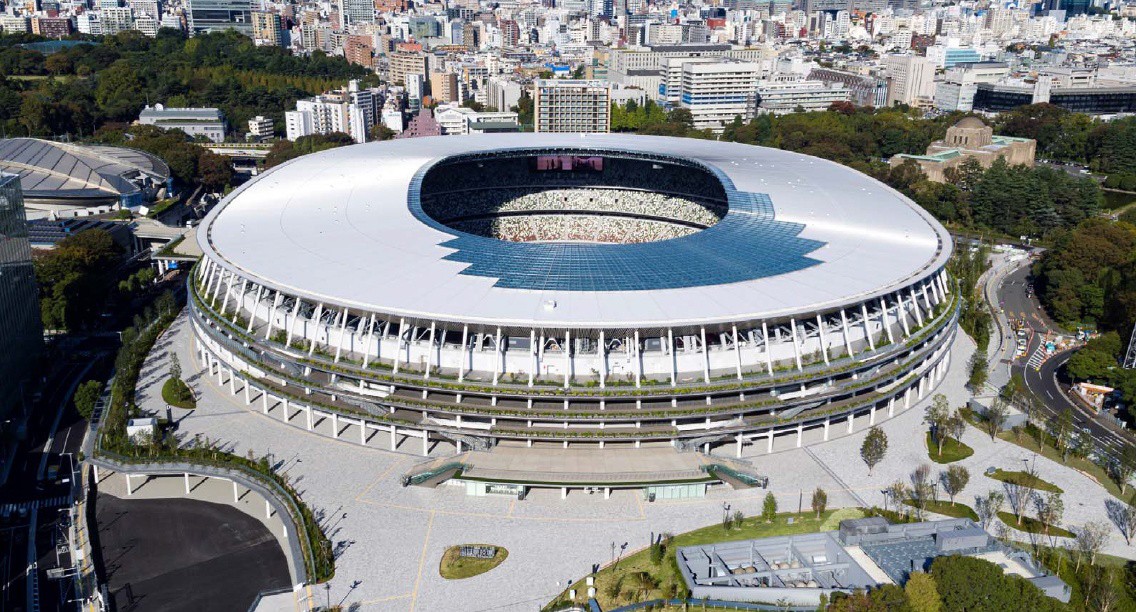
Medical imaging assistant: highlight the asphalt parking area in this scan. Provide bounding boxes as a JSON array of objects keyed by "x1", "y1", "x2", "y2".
[{"x1": 96, "y1": 493, "x2": 290, "y2": 612}]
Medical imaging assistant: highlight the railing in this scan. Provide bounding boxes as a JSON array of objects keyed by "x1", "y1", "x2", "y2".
[
  {"x1": 703, "y1": 463, "x2": 769, "y2": 488},
  {"x1": 401, "y1": 462, "x2": 466, "y2": 487}
]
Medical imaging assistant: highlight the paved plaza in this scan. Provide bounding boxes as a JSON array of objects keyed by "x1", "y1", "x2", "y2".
[{"x1": 131, "y1": 314, "x2": 1136, "y2": 611}]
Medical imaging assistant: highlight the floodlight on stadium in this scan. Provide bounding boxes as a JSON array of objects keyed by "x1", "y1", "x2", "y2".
[{"x1": 190, "y1": 134, "x2": 956, "y2": 459}]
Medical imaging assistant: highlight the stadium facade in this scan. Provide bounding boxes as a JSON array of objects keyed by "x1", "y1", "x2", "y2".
[{"x1": 190, "y1": 134, "x2": 956, "y2": 459}]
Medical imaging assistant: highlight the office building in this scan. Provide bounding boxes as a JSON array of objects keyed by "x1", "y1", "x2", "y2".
[
  {"x1": 676, "y1": 60, "x2": 761, "y2": 131},
  {"x1": 755, "y1": 77, "x2": 850, "y2": 114},
  {"x1": 0, "y1": 174, "x2": 42, "y2": 438},
  {"x1": 533, "y1": 79, "x2": 611, "y2": 133},
  {"x1": 186, "y1": 0, "x2": 253, "y2": 34},
  {"x1": 252, "y1": 11, "x2": 285, "y2": 47},
  {"x1": 882, "y1": 55, "x2": 934, "y2": 106}
]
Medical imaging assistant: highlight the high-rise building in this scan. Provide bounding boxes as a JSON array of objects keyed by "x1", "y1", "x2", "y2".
[
  {"x1": 101, "y1": 7, "x2": 135, "y2": 35},
  {"x1": 389, "y1": 51, "x2": 429, "y2": 86},
  {"x1": 186, "y1": 0, "x2": 253, "y2": 34},
  {"x1": 0, "y1": 174, "x2": 42, "y2": 434},
  {"x1": 252, "y1": 11, "x2": 285, "y2": 47},
  {"x1": 882, "y1": 54, "x2": 934, "y2": 106},
  {"x1": 31, "y1": 17, "x2": 73, "y2": 37},
  {"x1": 429, "y1": 72, "x2": 460, "y2": 103},
  {"x1": 342, "y1": 0, "x2": 374, "y2": 24},
  {"x1": 676, "y1": 60, "x2": 761, "y2": 132},
  {"x1": 285, "y1": 81, "x2": 374, "y2": 143},
  {"x1": 533, "y1": 79, "x2": 611, "y2": 133}
]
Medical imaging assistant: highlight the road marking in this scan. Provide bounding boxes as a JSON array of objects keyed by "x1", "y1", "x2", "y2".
[{"x1": 408, "y1": 510, "x2": 436, "y2": 612}]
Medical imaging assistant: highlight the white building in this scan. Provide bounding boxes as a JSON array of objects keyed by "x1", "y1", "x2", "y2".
[
  {"x1": 882, "y1": 55, "x2": 934, "y2": 107},
  {"x1": 138, "y1": 105, "x2": 227, "y2": 143},
  {"x1": 755, "y1": 77, "x2": 849, "y2": 114},
  {"x1": 248, "y1": 116, "x2": 274, "y2": 140},
  {"x1": 533, "y1": 79, "x2": 611, "y2": 133},
  {"x1": 101, "y1": 7, "x2": 135, "y2": 35},
  {"x1": 285, "y1": 81, "x2": 375, "y2": 144},
  {"x1": 434, "y1": 105, "x2": 520, "y2": 135},
  {"x1": 676, "y1": 60, "x2": 761, "y2": 132}
]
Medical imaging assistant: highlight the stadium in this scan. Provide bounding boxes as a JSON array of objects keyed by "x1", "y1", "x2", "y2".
[{"x1": 189, "y1": 134, "x2": 956, "y2": 491}]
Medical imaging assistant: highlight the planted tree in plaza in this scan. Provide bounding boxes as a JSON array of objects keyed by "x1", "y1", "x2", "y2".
[
  {"x1": 1074, "y1": 521, "x2": 1110, "y2": 569},
  {"x1": 926, "y1": 394, "x2": 951, "y2": 456},
  {"x1": 732, "y1": 509, "x2": 744, "y2": 529},
  {"x1": 975, "y1": 490, "x2": 1004, "y2": 530},
  {"x1": 983, "y1": 399, "x2": 1009, "y2": 441},
  {"x1": 762, "y1": 492, "x2": 778, "y2": 522},
  {"x1": 886, "y1": 481, "x2": 909, "y2": 513},
  {"x1": 169, "y1": 352, "x2": 182, "y2": 381},
  {"x1": 941, "y1": 465, "x2": 970, "y2": 506},
  {"x1": 910, "y1": 465, "x2": 934, "y2": 519},
  {"x1": 1034, "y1": 491, "x2": 1064, "y2": 542},
  {"x1": 811, "y1": 487, "x2": 828, "y2": 519},
  {"x1": 861, "y1": 426, "x2": 888, "y2": 476},
  {"x1": 1050, "y1": 409, "x2": 1075, "y2": 463},
  {"x1": 1113, "y1": 446, "x2": 1136, "y2": 495},
  {"x1": 162, "y1": 352, "x2": 195, "y2": 409}
]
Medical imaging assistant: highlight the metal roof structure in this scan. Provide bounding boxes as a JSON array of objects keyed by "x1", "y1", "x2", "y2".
[
  {"x1": 200, "y1": 134, "x2": 951, "y2": 328},
  {"x1": 0, "y1": 138, "x2": 170, "y2": 203}
]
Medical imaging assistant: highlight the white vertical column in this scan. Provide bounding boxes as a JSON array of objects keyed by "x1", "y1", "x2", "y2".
[
  {"x1": 599, "y1": 330, "x2": 607, "y2": 388},
  {"x1": 247, "y1": 284, "x2": 264, "y2": 333},
  {"x1": 393, "y1": 317, "x2": 405, "y2": 374},
  {"x1": 563, "y1": 329, "x2": 572, "y2": 388},
  {"x1": 361, "y1": 314, "x2": 377, "y2": 368},
  {"x1": 816, "y1": 314, "x2": 830, "y2": 365},
  {"x1": 732, "y1": 325, "x2": 743, "y2": 379},
  {"x1": 285, "y1": 298, "x2": 303, "y2": 346},
  {"x1": 700, "y1": 326, "x2": 710, "y2": 383},
  {"x1": 789, "y1": 319, "x2": 802, "y2": 371},
  {"x1": 895, "y1": 294, "x2": 911, "y2": 336},
  {"x1": 840, "y1": 309, "x2": 854, "y2": 356},
  {"x1": 334, "y1": 308, "x2": 351, "y2": 363},
  {"x1": 424, "y1": 320, "x2": 437, "y2": 378},
  {"x1": 307, "y1": 303, "x2": 325, "y2": 356},
  {"x1": 492, "y1": 327, "x2": 503, "y2": 385},
  {"x1": 909, "y1": 289, "x2": 924, "y2": 326},
  {"x1": 879, "y1": 298, "x2": 894, "y2": 343},
  {"x1": 529, "y1": 329, "x2": 537, "y2": 387},
  {"x1": 860, "y1": 303, "x2": 875, "y2": 351},
  {"x1": 219, "y1": 273, "x2": 237, "y2": 314},
  {"x1": 458, "y1": 324, "x2": 469, "y2": 382},
  {"x1": 761, "y1": 321, "x2": 773, "y2": 375},
  {"x1": 634, "y1": 330, "x2": 643, "y2": 387},
  {"x1": 667, "y1": 328, "x2": 677, "y2": 386},
  {"x1": 263, "y1": 292, "x2": 283, "y2": 340}
]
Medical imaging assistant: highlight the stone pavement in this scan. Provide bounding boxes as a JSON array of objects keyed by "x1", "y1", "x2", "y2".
[{"x1": 133, "y1": 314, "x2": 1135, "y2": 611}]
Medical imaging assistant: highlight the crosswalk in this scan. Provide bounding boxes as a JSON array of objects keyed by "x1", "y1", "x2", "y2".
[
  {"x1": 1, "y1": 496, "x2": 69, "y2": 516},
  {"x1": 1027, "y1": 345, "x2": 1047, "y2": 370}
]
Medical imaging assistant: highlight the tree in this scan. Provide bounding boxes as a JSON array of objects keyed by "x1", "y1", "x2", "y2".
[
  {"x1": 1051, "y1": 409, "x2": 1075, "y2": 463},
  {"x1": 931, "y1": 555, "x2": 1061, "y2": 612},
  {"x1": 811, "y1": 487, "x2": 828, "y2": 519},
  {"x1": 762, "y1": 491, "x2": 777, "y2": 522},
  {"x1": 1007, "y1": 462, "x2": 1041, "y2": 526},
  {"x1": 910, "y1": 464, "x2": 933, "y2": 519},
  {"x1": 904, "y1": 572, "x2": 941, "y2": 612},
  {"x1": 967, "y1": 353, "x2": 989, "y2": 390},
  {"x1": 1113, "y1": 446, "x2": 1136, "y2": 495},
  {"x1": 1074, "y1": 521, "x2": 1110, "y2": 569},
  {"x1": 940, "y1": 465, "x2": 969, "y2": 506},
  {"x1": 885, "y1": 480, "x2": 909, "y2": 513},
  {"x1": 983, "y1": 399, "x2": 1010, "y2": 440},
  {"x1": 861, "y1": 426, "x2": 888, "y2": 476},
  {"x1": 975, "y1": 490, "x2": 1005, "y2": 530},
  {"x1": 926, "y1": 393, "x2": 951, "y2": 456},
  {"x1": 169, "y1": 352, "x2": 182, "y2": 381},
  {"x1": 1033, "y1": 491, "x2": 1063, "y2": 542},
  {"x1": 73, "y1": 380, "x2": 103, "y2": 420}
]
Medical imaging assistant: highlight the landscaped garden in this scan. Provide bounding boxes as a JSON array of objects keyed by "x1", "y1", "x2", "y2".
[
  {"x1": 986, "y1": 469, "x2": 1063, "y2": 494},
  {"x1": 925, "y1": 431, "x2": 974, "y2": 464},
  {"x1": 439, "y1": 545, "x2": 509, "y2": 579},
  {"x1": 996, "y1": 512, "x2": 1075, "y2": 538},
  {"x1": 904, "y1": 499, "x2": 979, "y2": 521}
]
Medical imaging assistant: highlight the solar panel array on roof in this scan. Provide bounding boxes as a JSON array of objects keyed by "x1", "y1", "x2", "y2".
[{"x1": 410, "y1": 174, "x2": 825, "y2": 292}]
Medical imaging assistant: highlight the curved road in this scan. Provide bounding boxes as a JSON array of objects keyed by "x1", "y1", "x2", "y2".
[{"x1": 991, "y1": 259, "x2": 1134, "y2": 464}]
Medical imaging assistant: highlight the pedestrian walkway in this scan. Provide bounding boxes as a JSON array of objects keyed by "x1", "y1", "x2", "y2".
[
  {"x1": 1, "y1": 496, "x2": 69, "y2": 516},
  {"x1": 1027, "y1": 345, "x2": 1046, "y2": 370}
]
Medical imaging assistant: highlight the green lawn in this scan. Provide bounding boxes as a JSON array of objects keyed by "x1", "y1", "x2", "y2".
[
  {"x1": 992, "y1": 416, "x2": 1129, "y2": 501},
  {"x1": 439, "y1": 545, "x2": 508, "y2": 579},
  {"x1": 925, "y1": 432, "x2": 974, "y2": 464},
  {"x1": 543, "y1": 508, "x2": 864, "y2": 611},
  {"x1": 986, "y1": 469, "x2": 1063, "y2": 493},
  {"x1": 996, "y1": 511, "x2": 1074, "y2": 538},
  {"x1": 904, "y1": 499, "x2": 979, "y2": 521},
  {"x1": 161, "y1": 377, "x2": 196, "y2": 409}
]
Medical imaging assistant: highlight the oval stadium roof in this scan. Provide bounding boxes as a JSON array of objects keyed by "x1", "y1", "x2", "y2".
[
  {"x1": 200, "y1": 134, "x2": 951, "y2": 329},
  {"x1": 0, "y1": 138, "x2": 170, "y2": 203}
]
